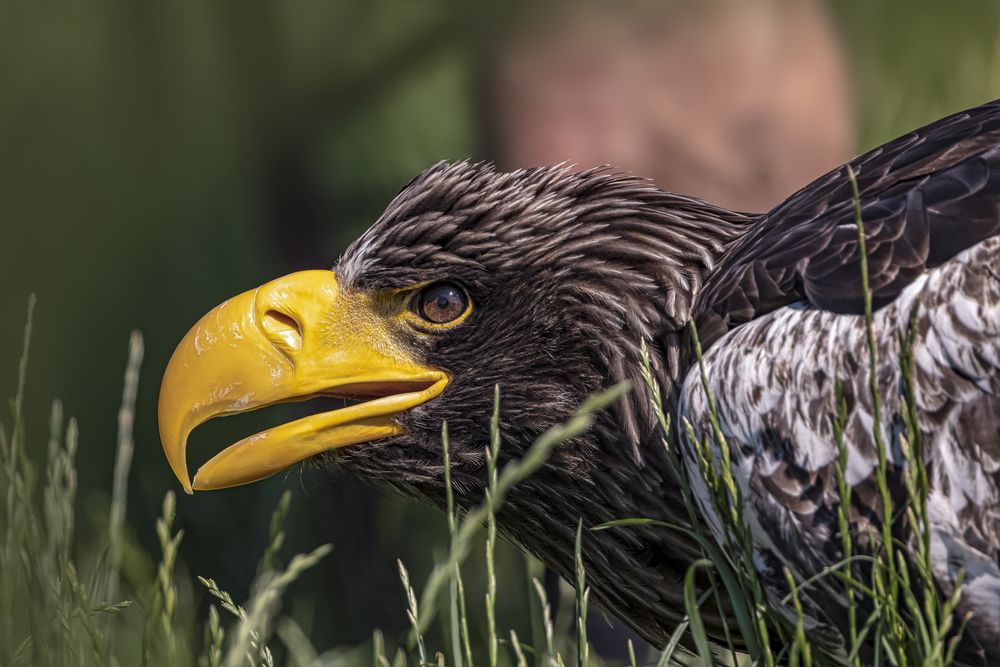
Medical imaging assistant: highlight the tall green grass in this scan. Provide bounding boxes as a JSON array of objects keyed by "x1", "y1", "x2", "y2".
[{"x1": 0, "y1": 174, "x2": 970, "y2": 665}]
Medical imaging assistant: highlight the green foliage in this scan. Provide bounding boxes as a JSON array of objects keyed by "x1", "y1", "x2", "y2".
[
  {"x1": 0, "y1": 301, "x2": 336, "y2": 667},
  {"x1": 0, "y1": 295, "x2": 130, "y2": 666}
]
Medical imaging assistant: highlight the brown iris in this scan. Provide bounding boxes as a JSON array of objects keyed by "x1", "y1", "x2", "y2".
[{"x1": 413, "y1": 282, "x2": 468, "y2": 324}]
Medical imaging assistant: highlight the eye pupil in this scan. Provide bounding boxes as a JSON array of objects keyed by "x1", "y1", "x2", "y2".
[{"x1": 415, "y1": 282, "x2": 469, "y2": 324}]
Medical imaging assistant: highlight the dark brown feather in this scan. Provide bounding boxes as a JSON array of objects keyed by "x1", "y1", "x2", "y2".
[{"x1": 694, "y1": 98, "x2": 1000, "y2": 346}]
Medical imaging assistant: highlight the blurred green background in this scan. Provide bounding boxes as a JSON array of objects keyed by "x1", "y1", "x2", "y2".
[{"x1": 2, "y1": 0, "x2": 998, "y2": 658}]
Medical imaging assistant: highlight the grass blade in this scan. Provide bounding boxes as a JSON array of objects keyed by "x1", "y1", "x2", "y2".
[{"x1": 684, "y1": 559, "x2": 717, "y2": 667}]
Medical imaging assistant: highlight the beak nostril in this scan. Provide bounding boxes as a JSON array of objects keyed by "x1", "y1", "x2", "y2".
[{"x1": 262, "y1": 309, "x2": 303, "y2": 356}]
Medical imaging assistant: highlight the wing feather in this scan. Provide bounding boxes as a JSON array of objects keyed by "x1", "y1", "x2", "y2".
[
  {"x1": 680, "y1": 235, "x2": 1000, "y2": 664},
  {"x1": 694, "y1": 100, "x2": 1000, "y2": 348}
]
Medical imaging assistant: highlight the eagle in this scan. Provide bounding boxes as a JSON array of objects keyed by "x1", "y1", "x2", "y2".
[{"x1": 159, "y1": 99, "x2": 1000, "y2": 664}]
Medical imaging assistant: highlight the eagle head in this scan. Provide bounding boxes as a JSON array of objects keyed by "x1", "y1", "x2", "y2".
[{"x1": 159, "y1": 161, "x2": 746, "y2": 511}]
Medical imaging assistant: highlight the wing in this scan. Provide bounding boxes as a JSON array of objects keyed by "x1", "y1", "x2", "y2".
[
  {"x1": 693, "y1": 98, "x2": 1000, "y2": 348},
  {"x1": 679, "y1": 234, "x2": 1000, "y2": 663}
]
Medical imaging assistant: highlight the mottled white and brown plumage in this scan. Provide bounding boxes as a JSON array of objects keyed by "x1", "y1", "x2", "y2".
[{"x1": 683, "y1": 100, "x2": 1000, "y2": 663}]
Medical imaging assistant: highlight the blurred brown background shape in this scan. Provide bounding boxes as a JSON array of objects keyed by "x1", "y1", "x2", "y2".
[
  {"x1": 482, "y1": 0, "x2": 853, "y2": 212},
  {"x1": 2, "y1": 0, "x2": 997, "y2": 661}
]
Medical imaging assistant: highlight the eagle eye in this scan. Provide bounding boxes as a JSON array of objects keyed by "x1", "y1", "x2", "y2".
[{"x1": 413, "y1": 282, "x2": 469, "y2": 324}]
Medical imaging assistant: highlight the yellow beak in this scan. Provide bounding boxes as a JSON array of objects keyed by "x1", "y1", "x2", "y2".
[{"x1": 158, "y1": 270, "x2": 447, "y2": 493}]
